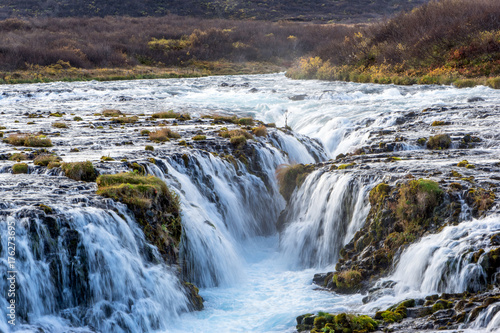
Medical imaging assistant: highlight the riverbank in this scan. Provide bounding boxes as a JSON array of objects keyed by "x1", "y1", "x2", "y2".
[
  {"x1": 286, "y1": 57, "x2": 500, "y2": 88},
  {"x1": 0, "y1": 61, "x2": 285, "y2": 84}
]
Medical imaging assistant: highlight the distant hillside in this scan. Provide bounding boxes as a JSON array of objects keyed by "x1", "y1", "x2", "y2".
[{"x1": 0, "y1": 0, "x2": 429, "y2": 22}]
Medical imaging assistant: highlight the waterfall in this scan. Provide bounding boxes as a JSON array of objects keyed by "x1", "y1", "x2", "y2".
[
  {"x1": 0, "y1": 203, "x2": 190, "y2": 332},
  {"x1": 279, "y1": 169, "x2": 376, "y2": 268},
  {"x1": 390, "y1": 216, "x2": 500, "y2": 295}
]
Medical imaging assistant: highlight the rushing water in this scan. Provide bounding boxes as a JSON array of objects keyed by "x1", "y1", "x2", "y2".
[{"x1": 1, "y1": 73, "x2": 500, "y2": 332}]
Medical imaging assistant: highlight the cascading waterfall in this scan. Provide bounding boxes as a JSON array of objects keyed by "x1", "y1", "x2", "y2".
[
  {"x1": 0, "y1": 123, "x2": 329, "y2": 331},
  {"x1": 143, "y1": 131, "x2": 325, "y2": 287},
  {"x1": 390, "y1": 216, "x2": 500, "y2": 295},
  {"x1": 279, "y1": 169, "x2": 377, "y2": 268},
  {"x1": 357, "y1": 215, "x2": 500, "y2": 331},
  {"x1": 0, "y1": 202, "x2": 190, "y2": 332},
  {"x1": 1, "y1": 74, "x2": 500, "y2": 332}
]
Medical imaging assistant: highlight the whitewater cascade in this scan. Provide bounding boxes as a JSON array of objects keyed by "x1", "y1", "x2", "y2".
[
  {"x1": 279, "y1": 169, "x2": 377, "y2": 268},
  {"x1": 1, "y1": 73, "x2": 500, "y2": 332},
  {"x1": 0, "y1": 123, "x2": 327, "y2": 331}
]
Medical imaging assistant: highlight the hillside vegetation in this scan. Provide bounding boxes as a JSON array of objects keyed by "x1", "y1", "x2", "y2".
[
  {"x1": 287, "y1": 0, "x2": 500, "y2": 87},
  {"x1": 0, "y1": 0, "x2": 428, "y2": 23},
  {"x1": 0, "y1": 15, "x2": 356, "y2": 83}
]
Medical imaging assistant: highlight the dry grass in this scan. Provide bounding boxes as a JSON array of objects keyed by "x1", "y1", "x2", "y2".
[{"x1": 149, "y1": 128, "x2": 181, "y2": 142}]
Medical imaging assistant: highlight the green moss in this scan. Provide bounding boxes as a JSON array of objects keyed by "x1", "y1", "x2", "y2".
[
  {"x1": 457, "y1": 160, "x2": 469, "y2": 167},
  {"x1": 313, "y1": 316, "x2": 327, "y2": 329},
  {"x1": 145, "y1": 145, "x2": 154, "y2": 151},
  {"x1": 332, "y1": 269, "x2": 363, "y2": 293},
  {"x1": 34, "y1": 154, "x2": 61, "y2": 166},
  {"x1": 73, "y1": 116, "x2": 83, "y2": 121},
  {"x1": 466, "y1": 164, "x2": 475, "y2": 169},
  {"x1": 451, "y1": 170, "x2": 462, "y2": 178},
  {"x1": 432, "y1": 299, "x2": 453, "y2": 312},
  {"x1": 369, "y1": 183, "x2": 391, "y2": 205},
  {"x1": 39, "y1": 204, "x2": 53, "y2": 214},
  {"x1": 230, "y1": 135, "x2": 247, "y2": 148},
  {"x1": 276, "y1": 164, "x2": 314, "y2": 201},
  {"x1": 338, "y1": 162, "x2": 356, "y2": 170},
  {"x1": 431, "y1": 121, "x2": 447, "y2": 126},
  {"x1": 192, "y1": 135, "x2": 206, "y2": 140},
  {"x1": 238, "y1": 117, "x2": 254, "y2": 126},
  {"x1": 427, "y1": 134, "x2": 451, "y2": 150},
  {"x1": 141, "y1": 129, "x2": 151, "y2": 136},
  {"x1": 417, "y1": 137, "x2": 427, "y2": 146},
  {"x1": 396, "y1": 179, "x2": 443, "y2": 222},
  {"x1": 12, "y1": 163, "x2": 28, "y2": 174},
  {"x1": 61, "y1": 161, "x2": 97, "y2": 182},
  {"x1": 9, "y1": 152, "x2": 28, "y2": 161},
  {"x1": 101, "y1": 156, "x2": 115, "y2": 161},
  {"x1": 97, "y1": 172, "x2": 170, "y2": 209}
]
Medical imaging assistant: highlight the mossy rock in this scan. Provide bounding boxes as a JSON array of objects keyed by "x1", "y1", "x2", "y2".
[
  {"x1": 12, "y1": 163, "x2": 28, "y2": 174},
  {"x1": 276, "y1": 164, "x2": 314, "y2": 202},
  {"x1": 61, "y1": 161, "x2": 97, "y2": 182},
  {"x1": 96, "y1": 172, "x2": 181, "y2": 264},
  {"x1": 427, "y1": 134, "x2": 451, "y2": 150}
]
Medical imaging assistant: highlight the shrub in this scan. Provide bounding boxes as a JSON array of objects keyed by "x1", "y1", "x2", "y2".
[
  {"x1": 219, "y1": 129, "x2": 253, "y2": 139},
  {"x1": 238, "y1": 117, "x2": 254, "y2": 126},
  {"x1": 111, "y1": 116, "x2": 138, "y2": 123},
  {"x1": 151, "y1": 111, "x2": 179, "y2": 119},
  {"x1": 61, "y1": 161, "x2": 97, "y2": 182},
  {"x1": 192, "y1": 135, "x2": 206, "y2": 140},
  {"x1": 486, "y1": 77, "x2": 500, "y2": 89},
  {"x1": 252, "y1": 125, "x2": 268, "y2": 137},
  {"x1": 427, "y1": 134, "x2": 451, "y2": 149},
  {"x1": 34, "y1": 154, "x2": 61, "y2": 166},
  {"x1": 52, "y1": 122, "x2": 69, "y2": 128},
  {"x1": 12, "y1": 163, "x2": 28, "y2": 174},
  {"x1": 453, "y1": 79, "x2": 477, "y2": 88},
  {"x1": 5, "y1": 134, "x2": 53, "y2": 147},
  {"x1": 149, "y1": 128, "x2": 181, "y2": 141},
  {"x1": 211, "y1": 115, "x2": 238, "y2": 124},
  {"x1": 102, "y1": 109, "x2": 122, "y2": 117},
  {"x1": 229, "y1": 135, "x2": 246, "y2": 148}
]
